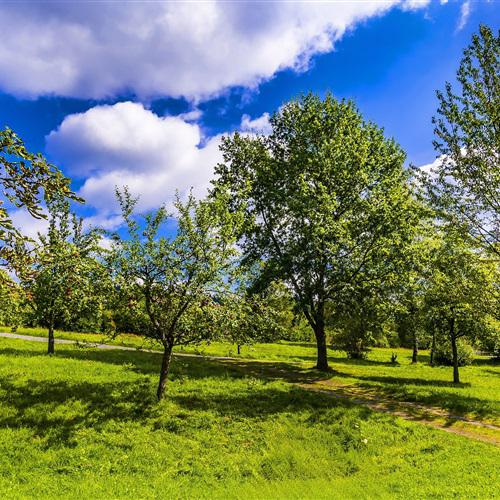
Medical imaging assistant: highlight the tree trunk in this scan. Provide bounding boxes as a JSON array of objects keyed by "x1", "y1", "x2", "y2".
[
  {"x1": 47, "y1": 324, "x2": 55, "y2": 355},
  {"x1": 313, "y1": 318, "x2": 329, "y2": 371},
  {"x1": 411, "y1": 332, "x2": 418, "y2": 364},
  {"x1": 450, "y1": 317, "x2": 460, "y2": 384},
  {"x1": 157, "y1": 343, "x2": 173, "y2": 400},
  {"x1": 430, "y1": 329, "x2": 436, "y2": 367}
]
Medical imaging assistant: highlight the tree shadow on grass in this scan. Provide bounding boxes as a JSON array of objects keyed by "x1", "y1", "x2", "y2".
[
  {"x1": 0, "y1": 375, "x2": 156, "y2": 447},
  {"x1": 332, "y1": 372, "x2": 472, "y2": 388},
  {"x1": 218, "y1": 359, "x2": 496, "y2": 421},
  {"x1": 1, "y1": 344, "x2": 495, "y2": 427},
  {"x1": 326, "y1": 370, "x2": 497, "y2": 420},
  {"x1": 0, "y1": 371, "x2": 380, "y2": 450}
]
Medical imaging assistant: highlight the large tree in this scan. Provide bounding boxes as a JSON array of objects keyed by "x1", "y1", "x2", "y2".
[
  {"x1": 108, "y1": 189, "x2": 239, "y2": 400},
  {"x1": 212, "y1": 93, "x2": 417, "y2": 370},
  {"x1": 430, "y1": 25, "x2": 499, "y2": 256}
]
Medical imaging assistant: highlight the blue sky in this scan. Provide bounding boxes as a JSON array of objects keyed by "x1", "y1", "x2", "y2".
[{"x1": 0, "y1": 0, "x2": 498, "y2": 235}]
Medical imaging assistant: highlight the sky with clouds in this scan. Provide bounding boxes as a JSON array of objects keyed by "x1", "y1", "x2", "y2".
[{"x1": 0, "y1": 0, "x2": 498, "y2": 234}]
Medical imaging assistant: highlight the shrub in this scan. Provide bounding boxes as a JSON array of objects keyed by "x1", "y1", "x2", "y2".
[{"x1": 433, "y1": 339, "x2": 475, "y2": 367}]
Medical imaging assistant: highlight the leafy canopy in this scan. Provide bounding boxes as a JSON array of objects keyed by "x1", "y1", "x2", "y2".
[
  {"x1": 430, "y1": 25, "x2": 499, "y2": 255},
  {"x1": 212, "y1": 93, "x2": 418, "y2": 369}
]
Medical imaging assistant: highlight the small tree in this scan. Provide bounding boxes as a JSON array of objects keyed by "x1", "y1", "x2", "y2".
[
  {"x1": 108, "y1": 189, "x2": 238, "y2": 400},
  {"x1": 394, "y1": 222, "x2": 437, "y2": 363},
  {"x1": 330, "y1": 284, "x2": 392, "y2": 359},
  {"x1": 212, "y1": 93, "x2": 417, "y2": 371},
  {"x1": 424, "y1": 230, "x2": 498, "y2": 383},
  {"x1": 430, "y1": 25, "x2": 499, "y2": 256},
  {"x1": 18, "y1": 197, "x2": 104, "y2": 354},
  {"x1": 220, "y1": 283, "x2": 287, "y2": 355}
]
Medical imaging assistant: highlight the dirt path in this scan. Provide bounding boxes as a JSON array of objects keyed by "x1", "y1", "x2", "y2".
[
  {"x1": 1, "y1": 332, "x2": 498, "y2": 445},
  {"x1": 0, "y1": 331, "x2": 235, "y2": 360}
]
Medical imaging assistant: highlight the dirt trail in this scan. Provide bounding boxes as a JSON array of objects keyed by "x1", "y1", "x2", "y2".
[
  {"x1": 216, "y1": 358, "x2": 500, "y2": 446},
  {"x1": 1, "y1": 332, "x2": 498, "y2": 445}
]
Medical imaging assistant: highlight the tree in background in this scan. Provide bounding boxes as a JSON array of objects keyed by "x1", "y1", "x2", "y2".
[
  {"x1": 328, "y1": 276, "x2": 399, "y2": 359},
  {"x1": 0, "y1": 128, "x2": 80, "y2": 268},
  {"x1": 108, "y1": 189, "x2": 240, "y2": 400},
  {"x1": 394, "y1": 220, "x2": 437, "y2": 363},
  {"x1": 212, "y1": 93, "x2": 418, "y2": 370},
  {"x1": 17, "y1": 197, "x2": 106, "y2": 354},
  {"x1": 430, "y1": 25, "x2": 499, "y2": 256},
  {"x1": 0, "y1": 269, "x2": 22, "y2": 327},
  {"x1": 423, "y1": 229, "x2": 498, "y2": 383},
  {"x1": 220, "y1": 281, "x2": 288, "y2": 355}
]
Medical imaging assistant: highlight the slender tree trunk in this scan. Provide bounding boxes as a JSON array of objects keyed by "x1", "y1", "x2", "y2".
[
  {"x1": 430, "y1": 329, "x2": 436, "y2": 367},
  {"x1": 47, "y1": 323, "x2": 55, "y2": 355},
  {"x1": 411, "y1": 331, "x2": 418, "y2": 364},
  {"x1": 157, "y1": 343, "x2": 173, "y2": 400},
  {"x1": 450, "y1": 317, "x2": 460, "y2": 384}
]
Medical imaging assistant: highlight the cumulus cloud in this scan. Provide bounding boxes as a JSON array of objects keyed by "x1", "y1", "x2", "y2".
[
  {"x1": 10, "y1": 208, "x2": 49, "y2": 240},
  {"x1": 240, "y1": 112, "x2": 272, "y2": 135},
  {"x1": 46, "y1": 102, "x2": 224, "y2": 224},
  {"x1": 0, "y1": 1, "x2": 429, "y2": 100}
]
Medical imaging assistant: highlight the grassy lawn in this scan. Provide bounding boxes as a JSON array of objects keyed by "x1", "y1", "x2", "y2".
[
  {"x1": 3, "y1": 326, "x2": 499, "y2": 422},
  {"x1": 0, "y1": 336, "x2": 499, "y2": 499}
]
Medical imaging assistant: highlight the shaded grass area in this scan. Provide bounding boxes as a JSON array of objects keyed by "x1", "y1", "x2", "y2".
[
  {"x1": 0, "y1": 337, "x2": 498, "y2": 499},
  {"x1": 2, "y1": 326, "x2": 499, "y2": 422}
]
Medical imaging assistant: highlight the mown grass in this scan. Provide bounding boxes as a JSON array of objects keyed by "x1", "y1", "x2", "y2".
[
  {"x1": 3, "y1": 325, "x2": 499, "y2": 422},
  {"x1": 0, "y1": 337, "x2": 498, "y2": 499}
]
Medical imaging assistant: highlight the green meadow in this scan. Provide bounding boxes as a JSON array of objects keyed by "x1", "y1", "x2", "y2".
[{"x1": 0, "y1": 335, "x2": 498, "y2": 499}]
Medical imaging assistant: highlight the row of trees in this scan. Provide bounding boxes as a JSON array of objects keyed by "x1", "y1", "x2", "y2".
[{"x1": 0, "y1": 25, "x2": 498, "y2": 397}]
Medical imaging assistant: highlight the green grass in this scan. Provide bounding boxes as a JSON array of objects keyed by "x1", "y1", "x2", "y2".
[
  {"x1": 3, "y1": 325, "x2": 499, "y2": 421},
  {"x1": 0, "y1": 337, "x2": 498, "y2": 499}
]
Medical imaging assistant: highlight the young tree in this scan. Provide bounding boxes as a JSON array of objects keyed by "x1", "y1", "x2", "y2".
[
  {"x1": 424, "y1": 230, "x2": 498, "y2": 383},
  {"x1": 430, "y1": 25, "x2": 499, "y2": 256},
  {"x1": 108, "y1": 189, "x2": 239, "y2": 400},
  {"x1": 19, "y1": 197, "x2": 105, "y2": 354},
  {"x1": 220, "y1": 283, "x2": 287, "y2": 355},
  {"x1": 394, "y1": 222, "x2": 437, "y2": 363},
  {"x1": 212, "y1": 93, "x2": 417, "y2": 370},
  {"x1": 0, "y1": 128, "x2": 79, "y2": 266},
  {"x1": 330, "y1": 283, "x2": 392, "y2": 359}
]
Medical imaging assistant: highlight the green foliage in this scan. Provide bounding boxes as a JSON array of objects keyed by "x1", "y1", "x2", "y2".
[
  {"x1": 218, "y1": 289, "x2": 287, "y2": 350},
  {"x1": 330, "y1": 283, "x2": 395, "y2": 358},
  {"x1": 430, "y1": 25, "x2": 500, "y2": 256},
  {"x1": 212, "y1": 93, "x2": 418, "y2": 370},
  {"x1": 478, "y1": 318, "x2": 500, "y2": 358},
  {"x1": 0, "y1": 270, "x2": 22, "y2": 327},
  {"x1": 108, "y1": 188, "x2": 240, "y2": 398},
  {"x1": 433, "y1": 339, "x2": 475, "y2": 367},
  {"x1": 0, "y1": 127, "x2": 80, "y2": 263},
  {"x1": 423, "y1": 229, "x2": 498, "y2": 381},
  {"x1": 15, "y1": 197, "x2": 108, "y2": 351}
]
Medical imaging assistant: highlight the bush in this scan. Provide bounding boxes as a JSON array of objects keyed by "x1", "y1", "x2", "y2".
[{"x1": 433, "y1": 339, "x2": 475, "y2": 367}]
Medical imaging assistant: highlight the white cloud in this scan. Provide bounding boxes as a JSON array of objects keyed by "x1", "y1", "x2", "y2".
[
  {"x1": 0, "y1": 1, "x2": 429, "y2": 101},
  {"x1": 418, "y1": 156, "x2": 443, "y2": 178},
  {"x1": 456, "y1": 0, "x2": 471, "y2": 32},
  {"x1": 10, "y1": 209, "x2": 49, "y2": 240},
  {"x1": 240, "y1": 113, "x2": 272, "y2": 135},
  {"x1": 46, "y1": 102, "x2": 224, "y2": 224}
]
